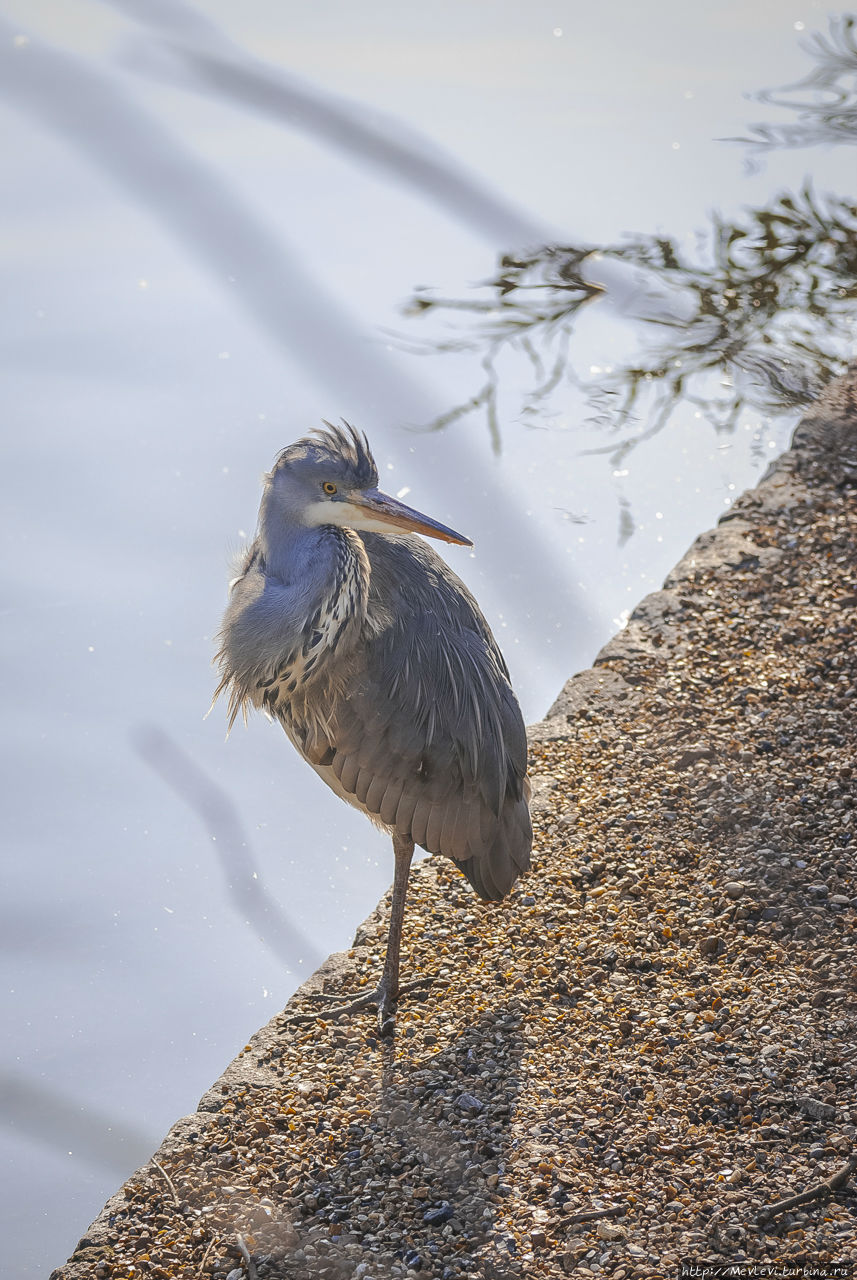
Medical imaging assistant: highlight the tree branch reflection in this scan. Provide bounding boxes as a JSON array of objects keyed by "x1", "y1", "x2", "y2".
[
  {"x1": 733, "y1": 15, "x2": 857, "y2": 166},
  {"x1": 402, "y1": 16, "x2": 857, "y2": 458}
]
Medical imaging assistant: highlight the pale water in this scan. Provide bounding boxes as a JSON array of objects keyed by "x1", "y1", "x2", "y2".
[{"x1": 0, "y1": 1, "x2": 849, "y2": 1271}]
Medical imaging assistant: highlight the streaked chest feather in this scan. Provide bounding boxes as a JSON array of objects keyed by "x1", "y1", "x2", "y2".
[{"x1": 253, "y1": 530, "x2": 367, "y2": 723}]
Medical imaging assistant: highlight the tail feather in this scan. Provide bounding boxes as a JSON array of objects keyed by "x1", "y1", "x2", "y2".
[{"x1": 452, "y1": 799, "x2": 532, "y2": 902}]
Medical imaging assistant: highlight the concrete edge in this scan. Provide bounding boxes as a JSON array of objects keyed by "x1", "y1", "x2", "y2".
[{"x1": 56, "y1": 365, "x2": 857, "y2": 1270}]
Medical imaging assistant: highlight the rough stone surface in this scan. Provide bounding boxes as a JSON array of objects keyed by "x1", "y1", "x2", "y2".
[{"x1": 51, "y1": 371, "x2": 857, "y2": 1279}]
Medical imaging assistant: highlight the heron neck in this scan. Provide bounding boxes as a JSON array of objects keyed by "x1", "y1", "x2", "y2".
[
  {"x1": 257, "y1": 506, "x2": 326, "y2": 585},
  {"x1": 257, "y1": 507, "x2": 369, "y2": 635}
]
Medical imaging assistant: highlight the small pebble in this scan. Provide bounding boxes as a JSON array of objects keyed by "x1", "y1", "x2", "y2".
[
  {"x1": 798, "y1": 1095, "x2": 837, "y2": 1122},
  {"x1": 422, "y1": 1203, "x2": 453, "y2": 1226},
  {"x1": 455, "y1": 1092, "x2": 483, "y2": 1115}
]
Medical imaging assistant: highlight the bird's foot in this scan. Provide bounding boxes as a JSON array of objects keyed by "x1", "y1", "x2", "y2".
[{"x1": 283, "y1": 976, "x2": 432, "y2": 1036}]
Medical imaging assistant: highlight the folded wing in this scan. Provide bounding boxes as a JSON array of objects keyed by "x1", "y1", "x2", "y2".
[{"x1": 296, "y1": 534, "x2": 532, "y2": 901}]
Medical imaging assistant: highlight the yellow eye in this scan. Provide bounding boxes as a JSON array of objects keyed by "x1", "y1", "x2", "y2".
[{"x1": 323, "y1": 482, "x2": 337, "y2": 495}]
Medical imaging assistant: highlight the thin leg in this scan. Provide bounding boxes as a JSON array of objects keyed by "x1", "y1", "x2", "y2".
[
  {"x1": 376, "y1": 833, "x2": 414, "y2": 1031},
  {"x1": 283, "y1": 833, "x2": 425, "y2": 1036}
]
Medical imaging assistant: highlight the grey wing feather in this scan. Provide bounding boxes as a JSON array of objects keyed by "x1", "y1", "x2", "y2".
[{"x1": 310, "y1": 534, "x2": 531, "y2": 901}]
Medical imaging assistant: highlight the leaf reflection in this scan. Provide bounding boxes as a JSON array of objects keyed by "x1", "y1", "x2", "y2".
[
  {"x1": 733, "y1": 15, "x2": 857, "y2": 166},
  {"x1": 403, "y1": 17, "x2": 857, "y2": 459}
]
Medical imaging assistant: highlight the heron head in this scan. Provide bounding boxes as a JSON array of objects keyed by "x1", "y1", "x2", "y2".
[{"x1": 266, "y1": 421, "x2": 472, "y2": 547}]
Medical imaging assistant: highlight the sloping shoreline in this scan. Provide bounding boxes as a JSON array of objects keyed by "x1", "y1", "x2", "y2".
[{"x1": 53, "y1": 372, "x2": 857, "y2": 1279}]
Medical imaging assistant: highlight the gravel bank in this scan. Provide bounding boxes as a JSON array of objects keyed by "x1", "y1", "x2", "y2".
[{"x1": 53, "y1": 373, "x2": 857, "y2": 1280}]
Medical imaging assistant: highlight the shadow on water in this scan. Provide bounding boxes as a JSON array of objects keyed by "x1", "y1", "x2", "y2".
[
  {"x1": 250, "y1": 1003, "x2": 527, "y2": 1279},
  {"x1": 0, "y1": 9, "x2": 588, "y2": 673},
  {"x1": 0, "y1": 1070, "x2": 155, "y2": 1175},
  {"x1": 110, "y1": 0, "x2": 546, "y2": 247},
  {"x1": 131, "y1": 724, "x2": 324, "y2": 975}
]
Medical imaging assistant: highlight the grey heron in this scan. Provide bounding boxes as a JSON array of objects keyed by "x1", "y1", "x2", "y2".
[{"x1": 214, "y1": 423, "x2": 531, "y2": 1032}]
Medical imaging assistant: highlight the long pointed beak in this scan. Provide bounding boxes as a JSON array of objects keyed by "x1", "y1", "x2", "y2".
[{"x1": 348, "y1": 489, "x2": 472, "y2": 546}]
